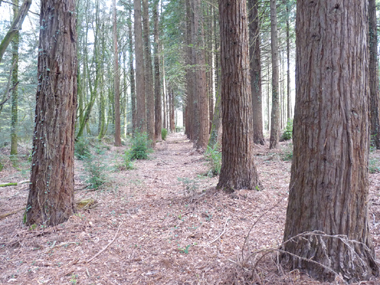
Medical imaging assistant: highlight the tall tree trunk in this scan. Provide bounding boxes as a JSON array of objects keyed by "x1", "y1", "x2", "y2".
[
  {"x1": 153, "y1": 0, "x2": 162, "y2": 141},
  {"x1": 26, "y1": 0, "x2": 77, "y2": 226},
  {"x1": 185, "y1": 0, "x2": 194, "y2": 140},
  {"x1": 369, "y1": 0, "x2": 380, "y2": 148},
  {"x1": 134, "y1": 0, "x2": 146, "y2": 133},
  {"x1": 10, "y1": 0, "x2": 19, "y2": 157},
  {"x1": 128, "y1": 3, "x2": 136, "y2": 133},
  {"x1": 194, "y1": 0, "x2": 209, "y2": 150},
  {"x1": 269, "y1": 0, "x2": 280, "y2": 149},
  {"x1": 248, "y1": 0, "x2": 264, "y2": 145},
  {"x1": 217, "y1": 0, "x2": 260, "y2": 192},
  {"x1": 286, "y1": 1, "x2": 291, "y2": 120},
  {"x1": 282, "y1": 1, "x2": 379, "y2": 282},
  {"x1": 143, "y1": 0, "x2": 155, "y2": 144},
  {"x1": 169, "y1": 88, "x2": 175, "y2": 132},
  {"x1": 113, "y1": 0, "x2": 121, "y2": 146}
]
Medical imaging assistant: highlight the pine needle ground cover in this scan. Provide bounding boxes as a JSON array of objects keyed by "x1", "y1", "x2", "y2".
[{"x1": 1, "y1": 133, "x2": 380, "y2": 284}]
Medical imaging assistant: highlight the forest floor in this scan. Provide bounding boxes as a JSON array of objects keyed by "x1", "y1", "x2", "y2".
[{"x1": 1, "y1": 132, "x2": 380, "y2": 284}]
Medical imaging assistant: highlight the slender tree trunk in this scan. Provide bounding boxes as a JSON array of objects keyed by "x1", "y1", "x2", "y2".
[
  {"x1": 128, "y1": 3, "x2": 136, "y2": 133},
  {"x1": 113, "y1": 0, "x2": 121, "y2": 146},
  {"x1": 282, "y1": 1, "x2": 379, "y2": 282},
  {"x1": 26, "y1": 0, "x2": 77, "y2": 226},
  {"x1": 286, "y1": 1, "x2": 291, "y2": 120},
  {"x1": 0, "y1": 0, "x2": 31, "y2": 63},
  {"x1": 143, "y1": 0, "x2": 155, "y2": 144},
  {"x1": 153, "y1": 0, "x2": 162, "y2": 141},
  {"x1": 185, "y1": 0, "x2": 194, "y2": 140},
  {"x1": 10, "y1": 0, "x2": 19, "y2": 158},
  {"x1": 269, "y1": 0, "x2": 280, "y2": 149},
  {"x1": 248, "y1": 0, "x2": 264, "y2": 145},
  {"x1": 134, "y1": 0, "x2": 146, "y2": 133},
  {"x1": 217, "y1": 0, "x2": 260, "y2": 192},
  {"x1": 169, "y1": 88, "x2": 175, "y2": 132},
  {"x1": 369, "y1": 0, "x2": 380, "y2": 148}
]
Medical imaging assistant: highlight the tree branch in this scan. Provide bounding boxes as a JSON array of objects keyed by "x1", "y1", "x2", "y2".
[{"x1": 0, "y1": 0, "x2": 32, "y2": 63}]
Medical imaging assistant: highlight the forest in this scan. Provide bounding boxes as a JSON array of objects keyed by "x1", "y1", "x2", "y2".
[{"x1": 1, "y1": 0, "x2": 380, "y2": 284}]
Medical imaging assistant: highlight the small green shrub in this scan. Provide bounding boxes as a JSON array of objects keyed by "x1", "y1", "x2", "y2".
[
  {"x1": 122, "y1": 149, "x2": 134, "y2": 170},
  {"x1": 84, "y1": 154, "x2": 107, "y2": 189},
  {"x1": 75, "y1": 138, "x2": 91, "y2": 160},
  {"x1": 281, "y1": 119, "x2": 293, "y2": 141},
  {"x1": 161, "y1": 128, "x2": 168, "y2": 141},
  {"x1": 128, "y1": 132, "x2": 153, "y2": 160},
  {"x1": 205, "y1": 144, "x2": 222, "y2": 177},
  {"x1": 281, "y1": 144, "x2": 293, "y2": 161}
]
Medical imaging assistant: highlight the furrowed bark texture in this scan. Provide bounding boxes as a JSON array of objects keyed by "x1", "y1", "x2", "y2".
[
  {"x1": 217, "y1": 0, "x2": 260, "y2": 191},
  {"x1": 282, "y1": 1, "x2": 379, "y2": 282},
  {"x1": 248, "y1": 0, "x2": 264, "y2": 145},
  {"x1": 194, "y1": 0, "x2": 209, "y2": 149},
  {"x1": 369, "y1": 0, "x2": 380, "y2": 149},
  {"x1": 26, "y1": 0, "x2": 77, "y2": 226}
]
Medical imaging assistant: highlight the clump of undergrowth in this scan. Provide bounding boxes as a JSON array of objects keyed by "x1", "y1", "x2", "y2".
[
  {"x1": 161, "y1": 128, "x2": 168, "y2": 141},
  {"x1": 281, "y1": 119, "x2": 293, "y2": 141},
  {"x1": 127, "y1": 131, "x2": 153, "y2": 160},
  {"x1": 75, "y1": 137, "x2": 91, "y2": 160},
  {"x1": 205, "y1": 144, "x2": 221, "y2": 177},
  {"x1": 83, "y1": 153, "x2": 108, "y2": 189}
]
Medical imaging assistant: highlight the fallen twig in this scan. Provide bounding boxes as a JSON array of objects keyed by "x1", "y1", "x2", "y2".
[
  {"x1": 0, "y1": 207, "x2": 24, "y2": 220},
  {"x1": 85, "y1": 221, "x2": 123, "y2": 263},
  {"x1": 209, "y1": 216, "x2": 231, "y2": 245}
]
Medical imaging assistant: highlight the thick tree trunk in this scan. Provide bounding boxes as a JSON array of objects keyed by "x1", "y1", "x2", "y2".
[
  {"x1": 10, "y1": 0, "x2": 19, "y2": 157},
  {"x1": 134, "y1": 0, "x2": 146, "y2": 133},
  {"x1": 113, "y1": 0, "x2": 121, "y2": 146},
  {"x1": 217, "y1": 0, "x2": 260, "y2": 192},
  {"x1": 282, "y1": 1, "x2": 379, "y2": 282},
  {"x1": 194, "y1": 0, "x2": 209, "y2": 150},
  {"x1": 248, "y1": 0, "x2": 264, "y2": 145},
  {"x1": 269, "y1": 0, "x2": 280, "y2": 149},
  {"x1": 143, "y1": 0, "x2": 155, "y2": 144},
  {"x1": 369, "y1": 0, "x2": 380, "y2": 149},
  {"x1": 153, "y1": 1, "x2": 162, "y2": 141},
  {"x1": 26, "y1": 0, "x2": 77, "y2": 226}
]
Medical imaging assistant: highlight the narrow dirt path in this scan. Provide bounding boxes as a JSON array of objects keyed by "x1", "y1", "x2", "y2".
[{"x1": 1, "y1": 133, "x2": 380, "y2": 284}]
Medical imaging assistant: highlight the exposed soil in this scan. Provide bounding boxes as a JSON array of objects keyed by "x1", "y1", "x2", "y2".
[{"x1": 1, "y1": 133, "x2": 380, "y2": 284}]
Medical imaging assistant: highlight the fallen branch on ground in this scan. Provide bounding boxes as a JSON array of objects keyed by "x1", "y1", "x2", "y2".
[
  {"x1": 85, "y1": 221, "x2": 123, "y2": 263},
  {"x1": 0, "y1": 207, "x2": 24, "y2": 220},
  {"x1": 0, "y1": 180, "x2": 29, "y2": 187}
]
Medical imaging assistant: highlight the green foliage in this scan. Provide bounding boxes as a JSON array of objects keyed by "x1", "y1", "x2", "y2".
[
  {"x1": 121, "y1": 149, "x2": 134, "y2": 170},
  {"x1": 281, "y1": 119, "x2": 293, "y2": 141},
  {"x1": 369, "y1": 157, "x2": 380, "y2": 174},
  {"x1": 75, "y1": 138, "x2": 91, "y2": 160},
  {"x1": 205, "y1": 144, "x2": 222, "y2": 177},
  {"x1": 127, "y1": 132, "x2": 153, "y2": 160},
  {"x1": 161, "y1": 128, "x2": 168, "y2": 141},
  {"x1": 83, "y1": 154, "x2": 107, "y2": 189}
]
